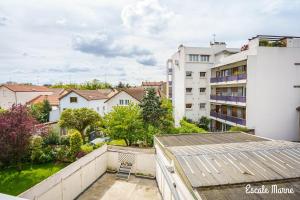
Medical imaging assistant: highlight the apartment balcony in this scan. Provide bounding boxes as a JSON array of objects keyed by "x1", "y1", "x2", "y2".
[
  {"x1": 210, "y1": 74, "x2": 247, "y2": 84},
  {"x1": 168, "y1": 81, "x2": 172, "y2": 86},
  {"x1": 168, "y1": 68, "x2": 172, "y2": 75},
  {"x1": 210, "y1": 111, "x2": 246, "y2": 126},
  {"x1": 210, "y1": 95, "x2": 246, "y2": 105}
]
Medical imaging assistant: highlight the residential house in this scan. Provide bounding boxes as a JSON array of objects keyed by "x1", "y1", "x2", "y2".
[
  {"x1": 59, "y1": 89, "x2": 117, "y2": 116},
  {"x1": 0, "y1": 84, "x2": 53, "y2": 109},
  {"x1": 104, "y1": 87, "x2": 145, "y2": 113},
  {"x1": 26, "y1": 88, "x2": 67, "y2": 121},
  {"x1": 155, "y1": 133, "x2": 300, "y2": 200},
  {"x1": 142, "y1": 81, "x2": 167, "y2": 97}
]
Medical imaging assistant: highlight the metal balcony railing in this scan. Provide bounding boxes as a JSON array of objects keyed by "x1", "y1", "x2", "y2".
[
  {"x1": 210, "y1": 74, "x2": 247, "y2": 83},
  {"x1": 210, "y1": 95, "x2": 246, "y2": 103},
  {"x1": 210, "y1": 111, "x2": 246, "y2": 126}
]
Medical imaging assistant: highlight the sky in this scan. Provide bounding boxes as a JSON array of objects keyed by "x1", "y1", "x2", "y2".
[{"x1": 0, "y1": 0, "x2": 300, "y2": 85}]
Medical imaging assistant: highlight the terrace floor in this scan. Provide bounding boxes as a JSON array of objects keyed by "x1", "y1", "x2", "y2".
[{"x1": 77, "y1": 173, "x2": 162, "y2": 200}]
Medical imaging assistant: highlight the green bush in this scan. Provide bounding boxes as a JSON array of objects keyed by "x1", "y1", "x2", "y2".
[
  {"x1": 60, "y1": 135, "x2": 70, "y2": 146},
  {"x1": 93, "y1": 142, "x2": 104, "y2": 149},
  {"x1": 175, "y1": 119, "x2": 206, "y2": 134},
  {"x1": 30, "y1": 136, "x2": 44, "y2": 163},
  {"x1": 80, "y1": 144, "x2": 93, "y2": 154},
  {"x1": 55, "y1": 146, "x2": 72, "y2": 162},
  {"x1": 229, "y1": 126, "x2": 249, "y2": 132},
  {"x1": 43, "y1": 129, "x2": 60, "y2": 145},
  {"x1": 68, "y1": 129, "x2": 83, "y2": 157}
]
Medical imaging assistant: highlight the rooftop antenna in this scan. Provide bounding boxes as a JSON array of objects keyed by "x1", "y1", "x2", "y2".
[{"x1": 213, "y1": 34, "x2": 216, "y2": 43}]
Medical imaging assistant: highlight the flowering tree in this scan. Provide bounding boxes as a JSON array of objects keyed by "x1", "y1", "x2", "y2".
[{"x1": 0, "y1": 105, "x2": 37, "y2": 171}]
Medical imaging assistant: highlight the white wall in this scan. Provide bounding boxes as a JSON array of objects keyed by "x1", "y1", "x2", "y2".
[
  {"x1": 106, "y1": 146, "x2": 156, "y2": 176},
  {"x1": 170, "y1": 45, "x2": 227, "y2": 126},
  {"x1": 105, "y1": 91, "x2": 140, "y2": 114},
  {"x1": 0, "y1": 87, "x2": 15, "y2": 109},
  {"x1": 0, "y1": 86, "x2": 52, "y2": 109},
  {"x1": 59, "y1": 92, "x2": 106, "y2": 116},
  {"x1": 247, "y1": 47, "x2": 300, "y2": 141},
  {"x1": 18, "y1": 145, "x2": 157, "y2": 200},
  {"x1": 155, "y1": 142, "x2": 194, "y2": 200},
  {"x1": 19, "y1": 145, "x2": 107, "y2": 200}
]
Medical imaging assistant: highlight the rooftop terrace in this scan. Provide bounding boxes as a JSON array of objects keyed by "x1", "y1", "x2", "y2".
[{"x1": 77, "y1": 173, "x2": 161, "y2": 200}]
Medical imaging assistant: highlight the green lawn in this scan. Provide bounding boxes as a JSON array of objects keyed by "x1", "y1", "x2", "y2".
[
  {"x1": 108, "y1": 139, "x2": 127, "y2": 146},
  {"x1": 0, "y1": 162, "x2": 68, "y2": 196}
]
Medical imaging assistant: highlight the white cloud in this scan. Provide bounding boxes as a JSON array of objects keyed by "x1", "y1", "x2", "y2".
[
  {"x1": 121, "y1": 0, "x2": 173, "y2": 34},
  {"x1": 72, "y1": 31, "x2": 157, "y2": 65}
]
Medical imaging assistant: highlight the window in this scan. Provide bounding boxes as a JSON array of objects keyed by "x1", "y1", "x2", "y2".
[
  {"x1": 201, "y1": 55, "x2": 209, "y2": 62},
  {"x1": 186, "y1": 71, "x2": 192, "y2": 78},
  {"x1": 200, "y1": 103, "x2": 206, "y2": 109},
  {"x1": 125, "y1": 100, "x2": 130, "y2": 105},
  {"x1": 186, "y1": 88, "x2": 193, "y2": 94},
  {"x1": 199, "y1": 88, "x2": 206, "y2": 93},
  {"x1": 119, "y1": 99, "x2": 124, "y2": 105},
  {"x1": 70, "y1": 97, "x2": 77, "y2": 103},
  {"x1": 186, "y1": 103, "x2": 192, "y2": 109},
  {"x1": 200, "y1": 72, "x2": 206, "y2": 77},
  {"x1": 189, "y1": 54, "x2": 199, "y2": 62}
]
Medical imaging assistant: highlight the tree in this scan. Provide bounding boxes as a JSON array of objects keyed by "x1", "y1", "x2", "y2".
[
  {"x1": 68, "y1": 129, "x2": 83, "y2": 158},
  {"x1": 0, "y1": 105, "x2": 37, "y2": 171},
  {"x1": 59, "y1": 108, "x2": 101, "y2": 140},
  {"x1": 50, "y1": 79, "x2": 112, "y2": 90},
  {"x1": 41, "y1": 99, "x2": 52, "y2": 122},
  {"x1": 175, "y1": 119, "x2": 206, "y2": 134},
  {"x1": 29, "y1": 99, "x2": 52, "y2": 123},
  {"x1": 160, "y1": 98, "x2": 175, "y2": 134},
  {"x1": 140, "y1": 88, "x2": 166, "y2": 127},
  {"x1": 102, "y1": 104, "x2": 144, "y2": 146},
  {"x1": 197, "y1": 116, "x2": 210, "y2": 131},
  {"x1": 0, "y1": 107, "x2": 6, "y2": 115}
]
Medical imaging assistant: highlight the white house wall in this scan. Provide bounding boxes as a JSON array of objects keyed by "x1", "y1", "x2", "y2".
[
  {"x1": 105, "y1": 91, "x2": 140, "y2": 114},
  {"x1": 0, "y1": 87, "x2": 15, "y2": 109},
  {"x1": 59, "y1": 92, "x2": 106, "y2": 116},
  {"x1": 247, "y1": 47, "x2": 300, "y2": 141},
  {"x1": 0, "y1": 86, "x2": 52, "y2": 109}
]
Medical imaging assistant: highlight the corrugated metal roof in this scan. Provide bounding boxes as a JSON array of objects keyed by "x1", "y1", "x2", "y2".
[
  {"x1": 197, "y1": 179, "x2": 300, "y2": 200},
  {"x1": 168, "y1": 141, "x2": 300, "y2": 188},
  {"x1": 156, "y1": 132, "x2": 267, "y2": 147}
]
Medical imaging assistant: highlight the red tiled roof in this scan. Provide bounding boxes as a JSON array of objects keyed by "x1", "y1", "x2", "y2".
[
  {"x1": 1, "y1": 84, "x2": 50, "y2": 92},
  {"x1": 27, "y1": 95, "x2": 60, "y2": 106},
  {"x1": 142, "y1": 81, "x2": 165, "y2": 86},
  {"x1": 59, "y1": 89, "x2": 110, "y2": 101},
  {"x1": 123, "y1": 87, "x2": 145, "y2": 102}
]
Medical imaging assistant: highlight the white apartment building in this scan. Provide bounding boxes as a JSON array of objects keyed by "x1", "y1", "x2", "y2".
[
  {"x1": 168, "y1": 35, "x2": 300, "y2": 141},
  {"x1": 210, "y1": 35, "x2": 300, "y2": 141},
  {"x1": 166, "y1": 43, "x2": 239, "y2": 126}
]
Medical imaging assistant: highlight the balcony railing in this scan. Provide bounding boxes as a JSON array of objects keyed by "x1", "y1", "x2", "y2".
[
  {"x1": 210, "y1": 111, "x2": 246, "y2": 126},
  {"x1": 210, "y1": 95, "x2": 246, "y2": 103},
  {"x1": 210, "y1": 74, "x2": 247, "y2": 83}
]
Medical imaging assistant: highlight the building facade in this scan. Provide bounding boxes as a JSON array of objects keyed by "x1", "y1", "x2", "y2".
[
  {"x1": 167, "y1": 43, "x2": 238, "y2": 126},
  {"x1": 167, "y1": 35, "x2": 300, "y2": 141},
  {"x1": 210, "y1": 35, "x2": 300, "y2": 141}
]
